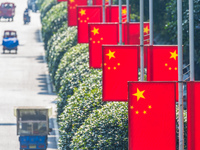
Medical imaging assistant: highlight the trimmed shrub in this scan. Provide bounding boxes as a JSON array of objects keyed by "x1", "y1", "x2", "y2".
[
  {"x1": 41, "y1": 2, "x2": 67, "y2": 49},
  {"x1": 58, "y1": 68, "x2": 103, "y2": 150},
  {"x1": 40, "y1": 0, "x2": 56, "y2": 19},
  {"x1": 70, "y1": 102, "x2": 128, "y2": 149},
  {"x1": 47, "y1": 26, "x2": 77, "y2": 85},
  {"x1": 56, "y1": 44, "x2": 89, "y2": 115}
]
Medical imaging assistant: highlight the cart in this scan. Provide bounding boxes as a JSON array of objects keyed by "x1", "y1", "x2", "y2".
[
  {"x1": 0, "y1": 2, "x2": 16, "y2": 21},
  {"x1": 2, "y1": 30, "x2": 19, "y2": 54},
  {"x1": 14, "y1": 107, "x2": 52, "y2": 150}
]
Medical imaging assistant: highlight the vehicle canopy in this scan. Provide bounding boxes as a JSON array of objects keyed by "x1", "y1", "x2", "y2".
[
  {"x1": 14, "y1": 106, "x2": 52, "y2": 136},
  {"x1": 0, "y1": 3, "x2": 15, "y2": 9},
  {"x1": 3, "y1": 30, "x2": 17, "y2": 38}
]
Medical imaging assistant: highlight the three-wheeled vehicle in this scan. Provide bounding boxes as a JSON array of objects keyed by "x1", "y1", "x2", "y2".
[
  {"x1": 0, "y1": 2, "x2": 16, "y2": 21},
  {"x1": 2, "y1": 30, "x2": 19, "y2": 54},
  {"x1": 14, "y1": 107, "x2": 52, "y2": 150},
  {"x1": 24, "y1": 9, "x2": 31, "y2": 24}
]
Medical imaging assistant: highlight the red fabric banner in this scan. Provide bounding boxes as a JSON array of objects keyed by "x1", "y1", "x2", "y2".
[
  {"x1": 124, "y1": 22, "x2": 150, "y2": 45},
  {"x1": 147, "y1": 45, "x2": 178, "y2": 81},
  {"x1": 187, "y1": 82, "x2": 200, "y2": 150},
  {"x1": 93, "y1": 0, "x2": 110, "y2": 5},
  {"x1": 57, "y1": 0, "x2": 67, "y2": 2},
  {"x1": 77, "y1": 6, "x2": 102, "y2": 43},
  {"x1": 128, "y1": 82, "x2": 176, "y2": 150},
  {"x1": 68, "y1": 0, "x2": 87, "y2": 26},
  {"x1": 89, "y1": 23, "x2": 118, "y2": 68},
  {"x1": 102, "y1": 45, "x2": 139, "y2": 101}
]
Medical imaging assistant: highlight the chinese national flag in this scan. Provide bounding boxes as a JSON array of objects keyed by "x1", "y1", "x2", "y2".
[
  {"x1": 77, "y1": 6, "x2": 102, "y2": 43},
  {"x1": 68, "y1": 0, "x2": 87, "y2": 26},
  {"x1": 147, "y1": 45, "x2": 178, "y2": 101},
  {"x1": 89, "y1": 23, "x2": 118, "y2": 68},
  {"x1": 93, "y1": 0, "x2": 110, "y2": 5},
  {"x1": 147, "y1": 45, "x2": 178, "y2": 81},
  {"x1": 187, "y1": 82, "x2": 200, "y2": 150},
  {"x1": 124, "y1": 22, "x2": 150, "y2": 45},
  {"x1": 102, "y1": 45, "x2": 139, "y2": 101},
  {"x1": 128, "y1": 82, "x2": 176, "y2": 150},
  {"x1": 105, "y1": 5, "x2": 129, "y2": 23}
]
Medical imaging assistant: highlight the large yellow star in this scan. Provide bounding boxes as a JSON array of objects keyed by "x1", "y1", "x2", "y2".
[
  {"x1": 122, "y1": 8, "x2": 127, "y2": 15},
  {"x1": 144, "y1": 26, "x2": 149, "y2": 34},
  {"x1": 69, "y1": 0, "x2": 75, "y2": 3},
  {"x1": 170, "y1": 50, "x2": 178, "y2": 60},
  {"x1": 91, "y1": 27, "x2": 99, "y2": 35},
  {"x1": 79, "y1": 9, "x2": 86, "y2": 16},
  {"x1": 133, "y1": 88, "x2": 145, "y2": 101},
  {"x1": 106, "y1": 50, "x2": 115, "y2": 60}
]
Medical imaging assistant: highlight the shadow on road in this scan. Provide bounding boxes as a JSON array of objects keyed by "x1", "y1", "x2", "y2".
[
  {"x1": 36, "y1": 55, "x2": 45, "y2": 63},
  {"x1": 34, "y1": 29, "x2": 42, "y2": 43}
]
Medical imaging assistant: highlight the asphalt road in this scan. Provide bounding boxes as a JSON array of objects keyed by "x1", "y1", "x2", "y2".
[{"x1": 0, "y1": 0, "x2": 58, "y2": 149}]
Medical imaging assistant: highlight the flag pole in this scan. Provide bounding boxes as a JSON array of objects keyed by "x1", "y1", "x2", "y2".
[
  {"x1": 189, "y1": 0, "x2": 194, "y2": 81},
  {"x1": 103, "y1": 0, "x2": 105, "y2": 22},
  {"x1": 140, "y1": 0, "x2": 144, "y2": 81},
  {"x1": 126, "y1": 0, "x2": 129, "y2": 23},
  {"x1": 119, "y1": 0, "x2": 122, "y2": 45},
  {"x1": 149, "y1": 0, "x2": 153, "y2": 45},
  {"x1": 109, "y1": 0, "x2": 111, "y2": 5},
  {"x1": 177, "y1": 0, "x2": 184, "y2": 149}
]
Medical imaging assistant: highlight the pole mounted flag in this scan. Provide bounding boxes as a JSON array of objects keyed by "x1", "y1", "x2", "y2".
[
  {"x1": 77, "y1": 6, "x2": 102, "y2": 43},
  {"x1": 68, "y1": 0, "x2": 87, "y2": 26},
  {"x1": 128, "y1": 82, "x2": 176, "y2": 150},
  {"x1": 89, "y1": 23, "x2": 118, "y2": 68},
  {"x1": 102, "y1": 45, "x2": 139, "y2": 101}
]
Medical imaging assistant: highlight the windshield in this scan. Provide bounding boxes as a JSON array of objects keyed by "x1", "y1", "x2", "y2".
[{"x1": 18, "y1": 109, "x2": 47, "y2": 121}]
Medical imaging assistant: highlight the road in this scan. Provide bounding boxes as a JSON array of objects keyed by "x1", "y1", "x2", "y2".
[{"x1": 0, "y1": 0, "x2": 58, "y2": 149}]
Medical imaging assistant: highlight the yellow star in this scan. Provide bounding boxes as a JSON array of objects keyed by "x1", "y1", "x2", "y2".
[
  {"x1": 91, "y1": 27, "x2": 99, "y2": 35},
  {"x1": 69, "y1": 0, "x2": 74, "y2": 3},
  {"x1": 114, "y1": 67, "x2": 116, "y2": 70},
  {"x1": 122, "y1": 8, "x2": 127, "y2": 15},
  {"x1": 106, "y1": 50, "x2": 115, "y2": 60},
  {"x1": 148, "y1": 105, "x2": 152, "y2": 109},
  {"x1": 165, "y1": 63, "x2": 168, "y2": 66},
  {"x1": 175, "y1": 67, "x2": 177, "y2": 70},
  {"x1": 143, "y1": 110, "x2": 147, "y2": 114},
  {"x1": 79, "y1": 9, "x2": 86, "y2": 16},
  {"x1": 136, "y1": 111, "x2": 139, "y2": 114},
  {"x1": 133, "y1": 88, "x2": 145, "y2": 101},
  {"x1": 130, "y1": 106, "x2": 134, "y2": 109},
  {"x1": 104, "y1": 63, "x2": 107, "y2": 66},
  {"x1": 170, "y1": 50, "x2": 178, "y2": 60},
  {"x1": 144, "y1": 26, "x2": 149, "y2": 34}
]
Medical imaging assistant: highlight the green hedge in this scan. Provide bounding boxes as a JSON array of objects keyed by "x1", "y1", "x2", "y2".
[
  {"x1": 40, "y1": 0, "x2": 56, "y2": 19},
  {"x1": 58, "y1": 68, "x2": 103, "y2": 149},
  {"x1": 71, "y1": 102, "x2": 128, "y2": 149},
  {"x1": 47, "y1": 26, "x2": 77, "y2": 85},
  {"x1": 41, "y1": 2, "x2": 67, "y2": 49}
]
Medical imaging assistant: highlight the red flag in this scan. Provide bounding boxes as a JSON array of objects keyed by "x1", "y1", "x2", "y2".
[
  {"x1": 105, "y1": 5, "x2": 129, "y2": 23},
  {"x1": 147, "y1": 45, "x2": 178, "y2": 81},
  {"x1": 68, "y1": 0, "x2": 87, "y2": 26},
  {"x1": 89, "y1": 23, "x2": 118, "y2": 68},
  {"x1": 77, "y1": 6, "x2": 102, "y2": 43},
  {"x1": 93, "y1": 0, "x2": 110, "y2": 5},
  {"x1": 102, "y1": 45, "x2": 139, "y2": 101},
  {"x1": 128, "y1": 82, "x2": 176, "y2": 150},
  {"x1": 187, "y1": 82, "x2": 200, "y2": 150},
  {"x1": 124, "y1": 22, "x2": 150, "y2": 45}
]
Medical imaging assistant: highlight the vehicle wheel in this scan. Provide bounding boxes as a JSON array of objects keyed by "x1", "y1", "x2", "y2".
[
  {"x1": 9, "y1": 51, "x2": 11, "y2": 54},
  {"x1": 3, "y1": 50, "x2": 5, "y2": 54},
  {"x1": 15, "y1": 50, "x2": 17, "y2": 54},
  {"x1": 11, "y1": 17, "x2": 13, "y2": 21}
]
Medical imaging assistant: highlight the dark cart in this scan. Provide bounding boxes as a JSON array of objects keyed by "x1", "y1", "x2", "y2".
[
  {"x1": 0, "y1": 2, "x2": 16, "y2": 21},
  {"x1": 14, "y1": 107, "x2": 52, "y2": 150}
]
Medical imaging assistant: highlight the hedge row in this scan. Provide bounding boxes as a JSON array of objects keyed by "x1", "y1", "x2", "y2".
[{"x1": 39, "y1": 1, "x2": 187, "y2": 149}]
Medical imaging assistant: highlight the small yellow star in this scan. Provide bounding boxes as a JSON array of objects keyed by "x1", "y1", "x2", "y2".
[
  {"x1": 87, "y1": 17, "x2": 89, "y2": 20},
  {"x1": 93, "y1": 41, "x2": 95, "y2": 44},
  {"x1": 136, "y1": 111, "x2": 139, "y2": 114},
  {"x1": 101, "y1": 37, "x2": 103, "y2": 40},
  {"x1": 122, "y1": 8, "x2": 127, "y2": 15},
  {"x1": 70, "y1": 0, "x2": 74, "y2": 3},
  {"x1": 148, "y1": 105, "x2": 152, "y2": 109},
  {"x1": 144, "y1": 26, "x2": 149, "y2": 34},
  {"x1": 130, "y1": 106, "x2": 134, "y2": 109},
  {"x1": 175, "y1": 67, "x2": 177, "y2": 70},
  {"x1": 108, "y1": 67, "x2": 110, "y2": 70},
  {"x1": 104, "y1": 63, "x2": 107, "y2": 66},
  {"x1": 165, "y1": 63, "x2": 168, "y2": 66},
  {"x1": 84, "y1": 20, "x2": 87, "y2": 23},
  {"x1": 90, "y1": 38, "x2": 92, "y2": 41},
  {"x1": 106, "y1": 50, "x2": 115, "y2": 60},
  {"x1": 170, "y1": 50, "x2": 178, "y2": 60},
  {"x1": 118, "y1": 63, "x2": 120, "y2": 66},
  {"x1": 79, "y1": 9, "x2": 86, "y2": 16},
  {"x1": 143, "y1": 110, "x2": 147, "y2": 114},
  {"x1": 91, "y1": 27, "x2": 99, "y2": 35},
  {"x1": 133, "y1": 88, "x2": 145, "y2": 101},
  {"x1": 114, "y1": 67, "x2": 116, "y2": 70},
  {"x1": 169, "y1": 67, "x2": 172, "y2": 70}
]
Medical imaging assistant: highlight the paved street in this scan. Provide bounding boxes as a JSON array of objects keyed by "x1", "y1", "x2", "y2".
[{"x1": 0, "y1": 0, "x2": 58, "y2": 149}]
